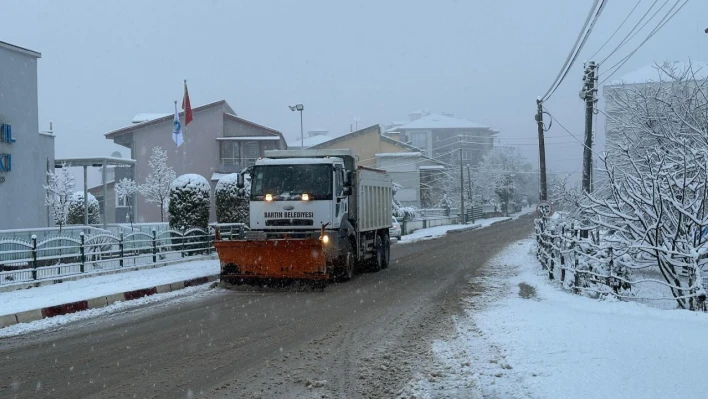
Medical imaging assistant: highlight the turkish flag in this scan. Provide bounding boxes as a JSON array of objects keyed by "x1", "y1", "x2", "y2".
[{"x1": 182, "y1": 81, "x2": 193, "y2": 125}]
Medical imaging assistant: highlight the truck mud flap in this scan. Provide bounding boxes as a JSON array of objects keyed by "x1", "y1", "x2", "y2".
[{"x1": 215, "y1": 239, "x2": 328, "y2": 281}]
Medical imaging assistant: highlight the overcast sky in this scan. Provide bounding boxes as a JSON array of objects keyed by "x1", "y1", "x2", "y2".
[{"x1": 3, "y1": 0, "x2": 707, "y2": 186}]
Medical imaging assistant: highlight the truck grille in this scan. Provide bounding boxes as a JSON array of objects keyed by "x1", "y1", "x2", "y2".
[{"x1": 265, "y1": 219, "x2": 314, "y2": 227}]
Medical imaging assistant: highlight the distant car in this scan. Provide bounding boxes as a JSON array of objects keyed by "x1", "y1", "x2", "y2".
[{"x1": 390, "y1": 217, "x2": 402, "y2": 240}]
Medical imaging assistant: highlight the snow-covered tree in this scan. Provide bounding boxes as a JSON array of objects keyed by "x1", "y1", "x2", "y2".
[
  {"x1": 116, "y1": 178, "x2": 138, "y2": 228},
  {"x1": 138, "y1": 147, "x2": 176, "y2": 222},
  {"x1": 67, "y1": 191, "x2": 101, "y2": 225},
  {"x1": 580, "y1": 63, "x2": 708, "y2": 309},
  {"x1": 168, "y1": 173, "x2": 211, "y2": 231},
  {"x1": 215, "y1": 173, "x2": 250, "y2": 224},
  {"x1": 474, "y1": 146, "x2": 531, "y2": 216},
  {"x1": 44, "y1": 163, "x2": 75, "y2": 232}
]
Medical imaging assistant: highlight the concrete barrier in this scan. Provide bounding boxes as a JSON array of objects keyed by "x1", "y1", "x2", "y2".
[
  {"x1": 87, "y1": 296, "x2": 108, "y2": 309},
  {"x1": 0, "y1": 313, "x2": 17, "y2": 328},
  {"x1": 106, "y1": 293, "x2": 126, "y2": 306},
  {"x1": 155, "y1": 284, "x2": 172, "y2": 294},
  {"x1": 15, "y1": 309, "x2": 43, "y2": 324}
]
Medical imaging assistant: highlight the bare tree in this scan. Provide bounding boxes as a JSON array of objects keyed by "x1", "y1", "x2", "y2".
[
  {"x1": 581, "y1": 63, "x2": 708, "y2": 309},
  {"x1": 44, "y1": 163, "x2": 75, "y2": 233},
  {"x1": 116, "y1": 178, "x2": 138, "y2": 229},
  {"x1": 138, "y1": 147, "x2": 176, "y2": 222}
]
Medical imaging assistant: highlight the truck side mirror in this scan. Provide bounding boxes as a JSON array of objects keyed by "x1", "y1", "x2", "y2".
[
  {"x1": 342, "y1": 187, "x2": 352, "y2": 196},
  {"x1": 236, "y1": 173, "x2": 245, "y2": 189},
  {"x1": 345, "y1": 171, "x2": 354, "y2": 187}
]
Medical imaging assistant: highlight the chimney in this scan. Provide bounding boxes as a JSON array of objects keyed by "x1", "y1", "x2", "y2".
[
  {"x1": 442, "y1": 112, "x2": 454, "y2": 117},
  {"x1": 409, "y1": 111, "x2": 423, "y2": 121}
]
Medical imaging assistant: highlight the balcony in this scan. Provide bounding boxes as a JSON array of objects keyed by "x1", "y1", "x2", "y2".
[{"x1": 218, "y1": 158, "x2": 258, "y2": 173}]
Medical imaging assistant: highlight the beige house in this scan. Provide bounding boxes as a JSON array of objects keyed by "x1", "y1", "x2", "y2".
[{"x1": 310, "y1": 125, "x2": 445, "y2": 207}]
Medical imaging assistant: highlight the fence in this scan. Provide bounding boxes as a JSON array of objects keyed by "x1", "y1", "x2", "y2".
[
  {"x1": 400, "y1": 216, "x2": 458, "y2": 235},
  {"x1": 0, "y1": 223, "x2": 248, "y2": 287},
  {"x1": 534, "y1": 216, "x2": 708, "y2": 311}
]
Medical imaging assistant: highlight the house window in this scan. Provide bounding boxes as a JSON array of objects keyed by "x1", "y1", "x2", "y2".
[
  {"x1": 410, "y1": 132, "x2": 427, "y2": 149},
  {"x1": 220, "y1": 142, "x2": 241, "y2": 172},
  {"x1": 243, "y1": 141, "x2": 259, "y2": 166},
  {"x1": 462, "y1": 150, "x2": 472, "y2": 161}
]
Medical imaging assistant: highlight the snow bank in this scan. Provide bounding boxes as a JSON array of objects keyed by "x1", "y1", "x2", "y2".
[{"x1": 412, "y1": 239, "x2": 708, "y2": 399}]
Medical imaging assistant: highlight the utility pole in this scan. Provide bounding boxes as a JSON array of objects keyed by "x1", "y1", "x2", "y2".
[
  {"x1": 582, "y1": 61, "x2": 597, "y2": 195},
  {"x1": 459, "y1": 135, "x2": 465, "y2": 224},
  {"x1": 467, "y1": 164, "x2": 474, "y2": 223},
  {"x1": 580, "y1": 61, "x2": 598, "y2": 239},
  {"x1": 535, "y1": 98, "x2": 548, "y2": 202}
]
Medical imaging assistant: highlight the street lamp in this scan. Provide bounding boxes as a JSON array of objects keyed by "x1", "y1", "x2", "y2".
[{"x1": 289, "y1": 104, "x2": 304, "y2": 148}]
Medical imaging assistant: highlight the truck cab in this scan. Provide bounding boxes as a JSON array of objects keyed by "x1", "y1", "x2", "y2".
[{"x1": 249, "y1": 156, "x2": 349, "y2": 236}]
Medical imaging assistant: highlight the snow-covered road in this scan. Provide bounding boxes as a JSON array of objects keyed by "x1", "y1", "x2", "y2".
[{"x1": 406, "y1": 238, "x2": 708, "y2": 399}]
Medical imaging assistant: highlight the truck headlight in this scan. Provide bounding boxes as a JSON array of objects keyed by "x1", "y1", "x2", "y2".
[
  {"x1": 302, "y1": 193, "x2": 310, "y2": 201},
  {"x1": 321, "y1": 235, "x2": 330, "y2": 244},
  {"x1": 265, "y1": 193, "x2": 273, "y2": 201}
]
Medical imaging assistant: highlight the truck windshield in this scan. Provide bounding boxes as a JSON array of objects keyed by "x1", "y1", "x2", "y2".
[{"x1": 251, "y1": 164, "x2": 333, "y2": 200}]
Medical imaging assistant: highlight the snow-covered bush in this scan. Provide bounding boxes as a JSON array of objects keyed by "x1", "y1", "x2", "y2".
[
  {"x1": 67, "y1": 191, "x2": 101, "y2": 225},
  {"x1": 215, "y1": 173, "x2": 250, "y2": 224},
  {"x1": 392, "y1": 182, "x2": 418, "y2": 219},
  {"x1": 168, "y1": 174, "x2": 211, "y2": 231}
]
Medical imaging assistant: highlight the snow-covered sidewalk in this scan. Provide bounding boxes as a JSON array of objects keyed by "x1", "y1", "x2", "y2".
[
  {"x1": 0, "y1": 259, "x2": 218, "y2": 318},
  {"x1": 398, "y1": 207, "x2": 534, "y2": 244},
  {"x1": 406, "y1": 239, "x2": 708, "y2": 399}
]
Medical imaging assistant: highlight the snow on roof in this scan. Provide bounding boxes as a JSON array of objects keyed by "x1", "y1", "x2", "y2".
[
  {"x1": 375, "y1": 152, "x2": 422, "y2": 157},
  {"x1": 132, "y1": 113, "x2": 171, "y2": 124},
  {"x1": 389, "y1": 113, "x2": 490, "y2": 131},
  {"x1": 419, "y1": 165, "x2": 446, "y2": 170},
  {"x1": 290, "y1": 134, "x2": 333, "y2": 148},
  {"x1": 606, "y1": 61, "x2": 708, "y2": 86},
  {"x1": 216, "y1": 136, "x2": 281, "y2": 141}
]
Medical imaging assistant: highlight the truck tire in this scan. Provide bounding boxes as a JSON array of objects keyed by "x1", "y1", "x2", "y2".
[
  {"x1": 333, "y1": 242, "x2": 355, "y2": 281},
  {"x1": 381, "y1": 234, "x2": 391, "y2": 269},
  {"x1": 341, "y1": 252, "x2": 354, "y2": 281},
  {"x1": 371, "y1": 235, "x2": 384, "y2": 272}
]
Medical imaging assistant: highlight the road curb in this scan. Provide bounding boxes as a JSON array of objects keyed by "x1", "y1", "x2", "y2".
[{"x1": 0, "y1": 274, "x2": 219, "y2": 328}]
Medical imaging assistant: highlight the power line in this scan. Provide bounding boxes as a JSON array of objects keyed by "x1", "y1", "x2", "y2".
[
  {"x1": 600, "y1": 0, "x2": 689, "y2": 86},
  {"x1": 588, "y1": 0, "x2": 644, "y2": 61},
  {"x1": 598, "y1": 0, "x2": 663, "y2": 65},
  {"x1": 542, "y1": 0, "x2": 607, "y2": 102}
]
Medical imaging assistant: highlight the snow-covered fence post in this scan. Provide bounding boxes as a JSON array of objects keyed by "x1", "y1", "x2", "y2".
[
  {"x1": 607, "y1": 247, "x2": 615, "y2": 294},
  {"x1": 119, "y1": 232, "x2": 124, "y2": 268},
  {"x1": 31, "y1": 235, "x2": 38, "y2": 280},
  {"x1": 152, "y1": 228, "x2": 157, "y2": 263},
  {"x1": 180, "y1": 225, "x2": 186, "y2": 258},
  {"x1": 549, "y1": 240, "x2": 555, "y2": 280},
  {"x1": 79, "y1": 232, "x2": 86, "y2": 273}
]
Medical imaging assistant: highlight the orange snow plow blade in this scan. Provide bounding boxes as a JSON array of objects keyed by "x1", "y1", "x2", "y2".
[{"x1": 215, "y1": 238, "x2": 328, "y2": 283}]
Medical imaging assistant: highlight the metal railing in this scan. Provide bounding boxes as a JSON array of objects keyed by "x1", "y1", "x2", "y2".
[{"x1": 0, "y1": 225, "x2": 245, "y2": 286}]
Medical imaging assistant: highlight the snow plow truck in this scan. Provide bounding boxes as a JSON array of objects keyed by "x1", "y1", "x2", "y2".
[{"x1": 214, "y1": 149, "x2": 393, "y2": 288}]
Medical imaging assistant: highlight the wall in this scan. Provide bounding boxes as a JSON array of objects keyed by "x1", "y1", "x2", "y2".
[{"x1": 0, "y1": 45, "x2": 53, "y2": 229}]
